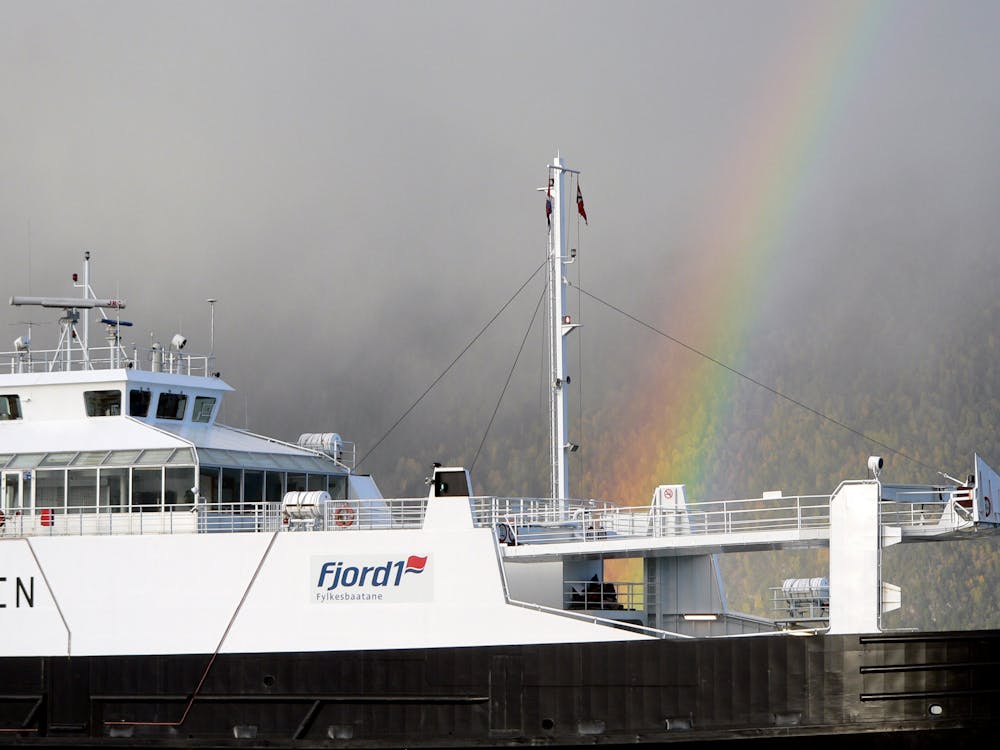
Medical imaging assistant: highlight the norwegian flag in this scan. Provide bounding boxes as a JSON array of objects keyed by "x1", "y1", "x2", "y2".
[{"x1": 577, "y1": 183, "x2": 588, "y2": 225}]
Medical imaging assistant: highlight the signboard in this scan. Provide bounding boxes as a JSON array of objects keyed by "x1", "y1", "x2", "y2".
[{"x1": 311, "y1": 554, "x2": 432, "y2": 604}]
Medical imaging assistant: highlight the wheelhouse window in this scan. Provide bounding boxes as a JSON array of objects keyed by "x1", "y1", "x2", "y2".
[
  {"x1": 84, "y1": 390, "x2": 122, "y2": 417},
  {"x1": 0, "y1": 394, "x2": 22, "y2": 421},
  {"x1": 129, "y1": 389, "x2": 151, "y2": 417},
  {"x1": 156, "y1": 392, "x2": 188, "y2": 420},
  {"x1": 192, "y1": 396, "x2": 216, "y2": 423}
]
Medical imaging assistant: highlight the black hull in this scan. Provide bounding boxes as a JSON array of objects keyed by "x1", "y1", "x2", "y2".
[{"x1": 2, "y1": 630, "x2": 999, "y2": 748}]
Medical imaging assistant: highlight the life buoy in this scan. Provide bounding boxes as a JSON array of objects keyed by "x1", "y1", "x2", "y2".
[
  {"x1": 0, "y1": 510, "x2": 5, "y2": 529},
  {"x1": 334, "y1": 503, "x2": 356, "y2": 528}
]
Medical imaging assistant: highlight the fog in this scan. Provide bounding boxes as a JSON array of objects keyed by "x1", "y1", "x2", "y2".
[{"x1": 2, "y1": 1, "x2": 998, "y2": 497}]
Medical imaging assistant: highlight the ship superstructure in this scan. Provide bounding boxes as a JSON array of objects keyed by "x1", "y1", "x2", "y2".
[{"x1": 2, "y1": 165, "x2": 1000, "y2": 747}]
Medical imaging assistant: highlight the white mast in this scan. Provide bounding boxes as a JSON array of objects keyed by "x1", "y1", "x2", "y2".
[{"x1": 546, "y1": 154, "x2": 579, "y2": 500}]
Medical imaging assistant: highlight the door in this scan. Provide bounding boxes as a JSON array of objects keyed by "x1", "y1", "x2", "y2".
[{"x1": 2, "y1": 470, "x2": 27, "y2": 533}]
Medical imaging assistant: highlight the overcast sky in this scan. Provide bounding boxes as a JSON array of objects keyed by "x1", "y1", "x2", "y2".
[{"x1": 2, "y1": 1, "x2": 998, "y2": 495}]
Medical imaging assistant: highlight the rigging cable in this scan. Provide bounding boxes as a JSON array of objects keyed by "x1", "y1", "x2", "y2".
[
  {"x1": 356, "y1": 259, "x2": 547, "y2": 469},
  {"x1": 575, "y1": 284, "x2": 938, "y2": 474},
  {"x1": 470, "y1": 282, "x2": 547, "y2": 473}
]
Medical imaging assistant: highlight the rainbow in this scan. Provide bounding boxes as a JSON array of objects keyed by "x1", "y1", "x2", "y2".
[{"x1": 593, "y1": 1, "x2": 891, "y2": 506}]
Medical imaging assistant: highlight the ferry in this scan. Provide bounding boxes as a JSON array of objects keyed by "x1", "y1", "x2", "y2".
[{"x1": 2, "y1": 156, "x2": 999, "y2": 748}]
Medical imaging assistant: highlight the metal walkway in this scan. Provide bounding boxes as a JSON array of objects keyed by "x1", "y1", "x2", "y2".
[{"x1": 472, "y1": 485, "x2": 993, "y2": 562}]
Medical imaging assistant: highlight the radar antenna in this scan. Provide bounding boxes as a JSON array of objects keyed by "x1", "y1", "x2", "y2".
[{"x1": 9, "y1": 252, "x2": 129, "y2": 371}]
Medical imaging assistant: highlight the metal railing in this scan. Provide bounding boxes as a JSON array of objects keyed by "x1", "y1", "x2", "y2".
[
  {"x1": 474, "y1": 494, "x2": 831, "y2": 545},
  {"x1": 0, "y1": 503, "x2": 282, "y2": 537},
  {"x1": 315, "y1": 498, "x2": 427, "y2": 531},
  {"x1": 0, "y1": 498, "x2": 430, "y2": 538},
  {"x1": 769, "y1": 583, "x2": 830, "y2": 622},
  {"x1": 3, "y1": 345, "x2": 216, "y2": 376},
  {"x1": 564, "y1": 580, "x2": 643, "y2": 611},
  {"x1": 879, "y1": 496, "x2": 972, "y2": 530}
]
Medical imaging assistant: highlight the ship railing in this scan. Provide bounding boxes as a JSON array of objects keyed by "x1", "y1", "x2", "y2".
[
  {"x1": 768, "y1": 586, "x2": 830, "y2": 622},
  {"x1": 2, "y1": 345, "x2": 216, "y2": 376},
  {"x1": 879, "y1": 494, "x2": 973, "y2": 531},
  {"x1": 470, "y1": 496, "x2": 614, "y2": 527},
  {"x1": 564, "y1": 580, "x2": 644, "y2": 612},
  {"x1": 0, "y1": 502, "x2": 283, "y2": 537},
  {"x1": 315, "y1": 498, "x2": 428, "y2": 531},
  {"x1": 474, "y1": 494, "x2": 830, "y2": 544}
]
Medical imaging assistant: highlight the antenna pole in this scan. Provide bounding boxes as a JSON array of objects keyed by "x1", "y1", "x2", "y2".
[
  {"x1": 82, "y1": 251, "x2": 91, "y2": 357},
  {"x1": 207, "y1": 299, "x2": 217, "y2": 355}
]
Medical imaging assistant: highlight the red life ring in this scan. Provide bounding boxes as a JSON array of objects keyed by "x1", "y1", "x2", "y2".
[
  {"x1": 0, "y1": 510, "x2": 5, "y2": 529},
  {"x1": 334, "y1": 503, "x2": 356, "y2": 528}
]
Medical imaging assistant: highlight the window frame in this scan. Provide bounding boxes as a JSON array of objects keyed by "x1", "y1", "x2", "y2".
[
  {"x1": 129, "y1": 388, "x2": 152, "y2": 417},
  {"x1": 84, "y1": 389, "x2": 122, "y2": 417},
  {"x1": 192, "y1": 396, "x2": 216, "y2": 423},
  {"x1": 0, "y1": 394, "x2": 23, "y2": 421},
  {"x1": 155, "y1": 392, "x2": 188, "y2": 421}
]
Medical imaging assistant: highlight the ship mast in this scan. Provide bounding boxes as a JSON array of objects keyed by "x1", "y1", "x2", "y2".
[{"x1": 546, "y1": 154, "x2": 579, "y2": 500}]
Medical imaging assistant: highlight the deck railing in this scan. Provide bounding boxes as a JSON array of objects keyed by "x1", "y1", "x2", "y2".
[
  {"x1": 0, "y1": 503, "x2": 284, "y2": 537},
  {"x1": 0, "y1": 498, "x2": 432, "y2": 538},
  {"x1": 474, "y1": 494, "x2": 831, "y2": 545},
  {"x1": 315, "y1": 498, "x2": 428, "y2": 531},
  {"x1": 3, "y1": 345, "x2": 216, "y2": 377},
  {"x1": 0, "y1": 491, "x2": 977, "y2": 540},
  {"x1": 564, "y1": 579, "x2": 644, "y2": 612},
  {"x1": 879, "y1": 496, "x2": 973, "y2": 530}
]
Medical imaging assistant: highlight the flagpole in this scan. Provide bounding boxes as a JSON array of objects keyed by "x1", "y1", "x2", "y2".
[{"x1": 546, "y1": 154, "x2": 579, "y2": 501}]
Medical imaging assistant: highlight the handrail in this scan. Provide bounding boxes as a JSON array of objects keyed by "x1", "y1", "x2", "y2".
[
  {"x1": 3, "y1": 344, "x2": 216, "y2": 376},
  {"x1": 474, "y1": 494, "x2": 831, "y2": 544}
]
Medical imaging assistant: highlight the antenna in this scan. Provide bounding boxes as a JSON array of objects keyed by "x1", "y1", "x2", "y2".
[
  {"x1": 206, "y1": 298, "x2": 217, "y2": 355},
  {"x1": 10, "y1": 254, "x2": 133, "y2": 371}
]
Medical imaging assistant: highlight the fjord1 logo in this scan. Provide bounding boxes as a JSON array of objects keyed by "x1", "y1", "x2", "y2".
[{"x1": 311, "y1": 554, "x2": 432, "y2": 603}]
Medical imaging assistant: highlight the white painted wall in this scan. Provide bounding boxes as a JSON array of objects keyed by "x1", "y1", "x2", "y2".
[{"x1": 1, "y1": 513, "x2": 649, "y2": 657}]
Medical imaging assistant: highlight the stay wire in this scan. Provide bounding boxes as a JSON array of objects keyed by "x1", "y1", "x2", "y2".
[
  {"x1": 471, "y1": 282, "x2": 547, "y2": 473},
  {"x1": 574, "y1": 284, "x2": 937, "y2": 474},
  {"x1": 356, "y1": 259, "x2": 547, "y2": 469}
]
